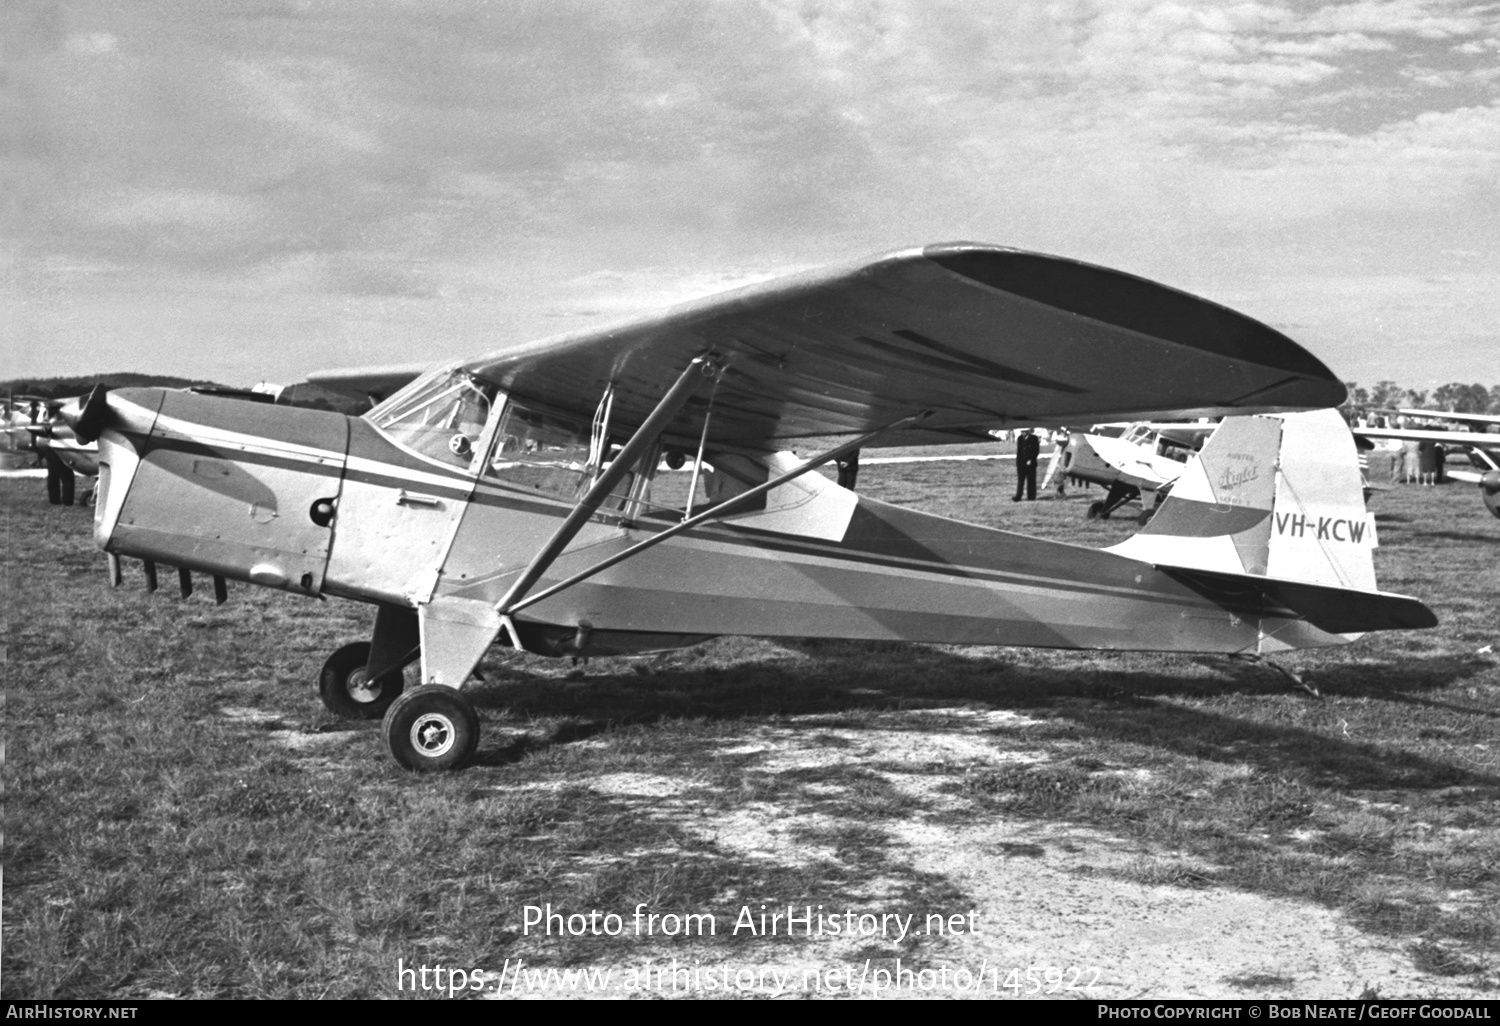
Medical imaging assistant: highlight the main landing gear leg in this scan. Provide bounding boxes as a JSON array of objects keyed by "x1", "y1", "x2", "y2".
[
  {"x1": 370, "y1": 598, "x2": 502, "y2": 771},
  {"x1": 1086, "y1": 480, "x2": 1140, "y2": 520},
  {"x1": 317, "y1": 604, "x2": 420, "y2": 719}
]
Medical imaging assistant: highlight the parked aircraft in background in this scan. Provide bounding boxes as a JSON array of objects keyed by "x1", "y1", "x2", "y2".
[
  {"x1": 1394, "y1": 408, "x2": 1500, "y2": 428},
  {"x1": 60, "y1": 243, "x2": 1434, "y2": 771},
  {"x1": 1060, "y1": 421, "x2": 1215, "y2": 523},
  {"x1": 2, "y1": 397, "x2": 100, "y2": 504},
  {"x1": 1354, "y1": 414, "x2": 1500, "y2": 519},
  {"x1": 1, "y1": 398, "x2": 44, "y2": 471}
]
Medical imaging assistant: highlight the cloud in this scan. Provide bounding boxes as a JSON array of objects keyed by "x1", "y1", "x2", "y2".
[
  {"x1": 1258, "y1": 32, "x2": 1395, "y2": 56},
  {"x1": 1295, "y1": 0, "x2": 1495, "y2": 38},
  {"x1": 64, "y1": 32, "x2": 117, "y2": 55},
  {"x1": 1455, "y1": 35, "x2": 1499, "y2": 52},
  {"x1": 1401, "y1": 63, "x2": 1500, "y2": 86},
  {"x1": 93, "y1": 188, "x2": 266, "y2": 230},
  {"x1": 7, "y1": 0, "x2": 1498, "y2": 385}
]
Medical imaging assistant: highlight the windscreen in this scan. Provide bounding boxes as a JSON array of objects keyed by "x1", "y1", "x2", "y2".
[{"x1": 368, "y1": 367, "x2": 495, "y2": 470}]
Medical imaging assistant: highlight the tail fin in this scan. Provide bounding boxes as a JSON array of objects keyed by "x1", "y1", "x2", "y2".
[
  {"x1": 1109, "y1": 410, "x2": 1434, "y2": 641},
  {"x1": 1111, "y1": 409, "x2": 1377, "y2": 589}
]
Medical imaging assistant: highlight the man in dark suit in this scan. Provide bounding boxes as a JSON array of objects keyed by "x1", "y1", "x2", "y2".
[{"x1": 1014, "y1": 429, "x2": 1040, "y2": 501}]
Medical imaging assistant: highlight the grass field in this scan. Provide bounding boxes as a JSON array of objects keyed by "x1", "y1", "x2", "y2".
[{"x1": 4, "y1": 461, "x2": 1498, "y2": 999}]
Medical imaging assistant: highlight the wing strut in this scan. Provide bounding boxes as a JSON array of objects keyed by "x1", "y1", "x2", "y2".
[
  {"x1": 503, "y1": 411, "x2": 929, "y2": 617},
  {"x1": 493, "y1": 355, "x2": 721, "y2": 616}
]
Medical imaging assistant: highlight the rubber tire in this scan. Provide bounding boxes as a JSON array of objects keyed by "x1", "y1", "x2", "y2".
[
  {"x1": 1137, "y1": 508, "x2": 1155, "y2": 527},
  {"x1": 318, "y1": 641, "x2": 403, "y2": 720},
  {"x1": 382, "y1": 685, "x2": 480, "y2": 773},
  {"x1": 1086, "y1": 501, "x2": 1105, "y2": 520}
]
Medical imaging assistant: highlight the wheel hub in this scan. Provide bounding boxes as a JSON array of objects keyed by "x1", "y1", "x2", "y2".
[
  {"x1": 411, "y1": 713, "x2": 456, "y2": 757},
  {"x1": 346, "y1": 668, "x2": 380, "y2": 704}
]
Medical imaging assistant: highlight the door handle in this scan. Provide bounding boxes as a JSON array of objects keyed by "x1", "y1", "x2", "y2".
[{"x1": 397, "y1": 490, "x2": 443, "y2": 508}]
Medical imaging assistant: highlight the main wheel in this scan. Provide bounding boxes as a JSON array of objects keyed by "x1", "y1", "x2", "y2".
[
  {"x1": 1086, "y1": 500, "x2": 1105, "y2": 520},
  {"x1": 382, "y1": 685, "x2": 480, "y2": 772},
  {"x1": 319, "y1": 641, "x2": 404, "y2": 720}
]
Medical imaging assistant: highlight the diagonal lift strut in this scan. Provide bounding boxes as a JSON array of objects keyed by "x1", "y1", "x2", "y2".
[
  {"x1": 501, "y1": 411, "x2": 929, "y2": 617},
  {"x1": 492, "y1": 355, "x2": 722, "y2": 617}
]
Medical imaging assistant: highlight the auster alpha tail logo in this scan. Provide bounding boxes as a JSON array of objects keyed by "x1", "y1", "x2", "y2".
[{"x1": 1273, "y1": 512, "x2": 1368, "y2": 544}]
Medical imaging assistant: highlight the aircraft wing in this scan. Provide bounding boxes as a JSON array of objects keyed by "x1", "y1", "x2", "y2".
[
  {"x1": 1395, "y1": 408, "x2": 1500, "y2": 427},
  {"x1": 305, "y1": 362, "x2": 430, "y2": 404},
  {"x1": 318, "y1": 243, "x2": 1346, "y2": 450},
  {"x1": 1354, "y1": 426, "x2": 1500, "y2": 452}
]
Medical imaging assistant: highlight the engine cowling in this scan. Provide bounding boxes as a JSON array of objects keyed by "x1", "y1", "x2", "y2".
[{"x1": 1481, "y1": 470, "x2": 1500, "y2": 520}]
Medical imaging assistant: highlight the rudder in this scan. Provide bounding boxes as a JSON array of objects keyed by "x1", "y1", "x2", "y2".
[{"x1": 1110, "y1": 409, "x2": 1378, "y2": 590}]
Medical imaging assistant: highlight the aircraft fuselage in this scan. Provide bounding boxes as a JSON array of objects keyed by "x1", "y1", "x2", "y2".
[{"x1": 92, "y1": 388, "x2": 1353, "y2": 678}]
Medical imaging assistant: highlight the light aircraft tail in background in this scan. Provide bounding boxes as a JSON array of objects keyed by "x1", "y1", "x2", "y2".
[{"x1": 1059, "y1": 421, "x2": 1213, "y2": 523}]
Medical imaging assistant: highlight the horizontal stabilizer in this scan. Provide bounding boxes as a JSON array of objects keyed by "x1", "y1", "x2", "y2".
[{"x1": 1161, "y1": 566, "x2": 1437, "y2": 634}]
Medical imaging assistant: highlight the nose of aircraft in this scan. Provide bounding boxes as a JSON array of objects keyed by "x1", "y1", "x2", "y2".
[
  {"x1": 58, "y1": 384, "x2": 112, "y2": 443},
  {"x1": 78, "y1": 386, "x2": 352, "y2": 598}
]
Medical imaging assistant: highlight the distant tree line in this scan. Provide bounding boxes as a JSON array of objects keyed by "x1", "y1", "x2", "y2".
[
  {"x1": 1339, "y1": 380, "x2": 1500, "y2": 422},
  {"x1": 1, "y1": 373, "x2": 227, "y2": 401}
]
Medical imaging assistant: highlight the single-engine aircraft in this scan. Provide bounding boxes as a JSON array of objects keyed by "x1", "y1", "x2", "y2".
[
  {"x1": 1353, "y1": 412, "x2": 1500, "y2": 519},
  {"x1": 3, "y1": 397, "x2": 100, "y2": 503},
  {"x1": 1060, "y1": 421, "x2": 1214, "y2": 523},
  {"x1": 61, "y1": 243, "x2": 1437, "y2": 771}
]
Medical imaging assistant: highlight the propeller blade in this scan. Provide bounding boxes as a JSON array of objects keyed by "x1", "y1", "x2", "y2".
[{"x1": 61, "y1": 385, "x2": 111, "y2": 444}]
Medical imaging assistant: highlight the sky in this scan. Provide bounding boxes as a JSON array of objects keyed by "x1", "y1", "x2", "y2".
[{"x1": 6, "y1": 0, "x2": 1499, "y2": 391}]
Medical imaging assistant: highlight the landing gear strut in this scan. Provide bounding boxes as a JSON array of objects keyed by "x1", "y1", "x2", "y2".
[
  {"x1": 317, "y1": 604, "x2": 420, "y2": 719},
  {"x1": 1086, "y1": 479, "x2": 1140, "y2": 520},
  {"x1": 1137, "y1": 486, "x2": 1170, "y2": 527},
  {"x1": 318, "y1": 641, "x2": 411, "y2": 718}
]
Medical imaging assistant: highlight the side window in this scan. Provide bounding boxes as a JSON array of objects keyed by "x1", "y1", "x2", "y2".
[
  {"x1": 638, "y1": 457, "x2": 711, "y2": 516},
  {"x1": 635, "y1": 450, "x2": 767, "y2": 520},
  {"x1": 485, "y1": 400, "x2": 593, "y2": 499}
]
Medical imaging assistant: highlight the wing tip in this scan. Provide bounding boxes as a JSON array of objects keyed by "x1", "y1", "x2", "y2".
[{"x1": 918, "y1": 243, "x2": 1340, "y2": 391}]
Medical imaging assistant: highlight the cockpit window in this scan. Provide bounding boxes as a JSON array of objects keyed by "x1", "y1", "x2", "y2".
[
  {"x1": 485, "y1": 399, "x2": 594, "y2": 498},
  {"x1": 368, "y1": 367, "x2": 495, "y2": 470}
]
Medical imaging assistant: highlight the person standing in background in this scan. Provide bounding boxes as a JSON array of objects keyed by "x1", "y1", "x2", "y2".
[
  {"x1": 1401, "y1": 439, "x2": 1420, "y2": 484},
  {"x1": 1417, "y1": 439, "x2": 1438, "y2": 486},
  {"x1": 1039, "y1": 427, "x2": 1070, "y2": 498},
  {"x1": 1013, "y1": 428, "x2": 1040, "y2": 501}
]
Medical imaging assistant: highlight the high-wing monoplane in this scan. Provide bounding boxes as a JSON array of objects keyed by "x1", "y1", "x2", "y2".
[
  {"x1": 1354, "y1": 412, "x2": 1500, "y2": 519},
  {"x1": 61, "y1": 243, "x2": 1436, "y2": 770},
  {"x1": 1059, "y1": 421, "x2": 1214, "y2": 523},
  {"x1": 2, "y1": 397, "x2": 100, "y2": 504}
]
